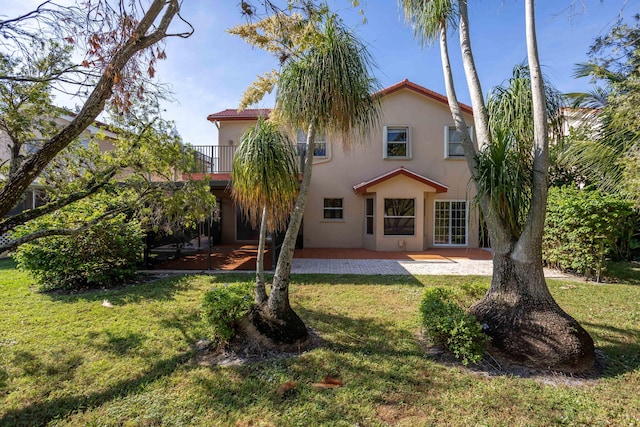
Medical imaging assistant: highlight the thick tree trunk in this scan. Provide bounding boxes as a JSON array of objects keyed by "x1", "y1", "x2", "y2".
[
  {"x1": 246, "y1": 123, "x2": 315, "y2": 346},
  {"x1": 453, "y1": 0, "x2": 596, "y2": 372},
  {"x1": 469, "y1": 248, "x2": 595, "y2": 372},
  {"x1": 254, "y1": 206, "x2": 268, "y2": 305}
]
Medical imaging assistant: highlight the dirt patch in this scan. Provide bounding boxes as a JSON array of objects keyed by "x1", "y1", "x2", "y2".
[
  {"x1": 192, "y1": 327, "x2": 323, "y2": 367},
  {"x1": 418, "y1": 331, "x2": 605, "y2": 387}
]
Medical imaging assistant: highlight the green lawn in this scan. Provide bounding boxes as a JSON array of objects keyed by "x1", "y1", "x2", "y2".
[{"x1": 0, "y1": 258, "x2": 638, "y2": 426}]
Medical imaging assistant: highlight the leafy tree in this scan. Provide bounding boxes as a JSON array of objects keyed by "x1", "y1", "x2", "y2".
[
  {"x1": 231, "y1": 118, "x2": 299, "y2": 303},
  {"x1": 401, "y1": 0, "x2": 595, "y2": 371},
  {"x1": 232, "y1": 8, "x2": 381, "y2": 346},
  {"x1": 0, "y1": 0, "x2": 191, "y2": 223},
  {"x1": 562, "y1": 16, "x2": 640, "y2": 205}
]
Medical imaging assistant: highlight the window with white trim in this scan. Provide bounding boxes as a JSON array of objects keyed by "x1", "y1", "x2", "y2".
[
  {"x1": 383, "y1": 125, "x2": 411, "y2": 159},
  {"x1": 365, "y1": 198, "x2": 374, "y2": 235},
  {"x1": 323, "y1": 198, "x2": 343, "y2": 219},
  {"x1": 384, "y1": 198, "x2": 415, "y2": 235},
  {"x1": 444, "y1": 125, "x2": 472, "y2": 158},
  {"x1": 297, "y1": 129, "x2": 327, "y2": 157},
  {"x1": 434, "y1": 200, "x2": 467, "y2": 245}
]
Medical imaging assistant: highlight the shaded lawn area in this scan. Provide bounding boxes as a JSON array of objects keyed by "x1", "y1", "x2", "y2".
[{"x1": 0, "y1": 258, "x2": 638, "y2": 426}]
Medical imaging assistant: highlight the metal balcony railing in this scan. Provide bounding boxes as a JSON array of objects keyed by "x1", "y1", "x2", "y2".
[
  {"x1": 186, "y1": 143, "x2": 326, "y2": 175},
  {"x1": 187, "y1": 145, "x2": 236, "y2": 174}
]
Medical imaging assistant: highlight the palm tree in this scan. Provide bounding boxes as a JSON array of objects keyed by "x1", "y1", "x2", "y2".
[
  {"x1": 231, "y1": 117, "x2": 299, "y2": 304},
  {"x1": 401, "y1": 0, "x2": 595, "y2": 371},
  {"x1": 248, "y1": 13, "x2": 381, "y2": 346}
]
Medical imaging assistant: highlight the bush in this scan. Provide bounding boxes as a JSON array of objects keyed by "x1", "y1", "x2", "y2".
[
  {"x1": 544, "y1": 187, "x2": 635, "y2": 278},
  {"x1": 13, "y1": 215, "x2": 144, "y2": 292},
  {"x1": 420, "y1": 287, "x2": 488, "y2": 365},
  {"x1": 201, "y1": 282, "x2": 253, "y2": 342}
]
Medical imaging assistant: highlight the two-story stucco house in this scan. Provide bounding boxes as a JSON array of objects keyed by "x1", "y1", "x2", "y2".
[{"x1": 203, "y1": 79, "x2": 480, "y2": 252}]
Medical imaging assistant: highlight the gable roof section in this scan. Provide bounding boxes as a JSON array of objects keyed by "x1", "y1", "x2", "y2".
[
  {"x1": 206, "y1": 80, "x2": 472, "y2": 121},
  {"x1": 377, "y1": 79, "x2": 473, "y2": 115},
  {"x1": 207, "y1": 108, "x2": 271, "y2": 122},
  {"x1": 353, "y1": 166, "x2": 448, "y2": 194}
]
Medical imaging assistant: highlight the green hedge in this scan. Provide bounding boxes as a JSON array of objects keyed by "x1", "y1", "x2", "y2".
[
  {"x1": 201, "y1": 282, "x2": 253, "y2": 343},
  {"x1": 13, "y1": 215, "x2": 144, "y2": 292},
  {"x1": 543, "y1": 187, "x2": 635, "y2": 278},
  {"x1": 420, "y1": 287, "x2": 488, "y2": 366}
]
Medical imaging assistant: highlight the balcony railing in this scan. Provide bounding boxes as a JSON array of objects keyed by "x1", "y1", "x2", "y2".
[
  {"x1": 186, "y1": 143, "x2": 326, "y2": 175},
  {"x1": 188, "y1": 145, "x2": 236, "y2": 174}
]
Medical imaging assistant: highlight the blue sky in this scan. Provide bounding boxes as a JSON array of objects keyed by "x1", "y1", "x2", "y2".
[
  {"x1": 156, "y1": 0, "x2": 637, "y2": 146},
  {"x1": 3, "y1": 0, "x2": 638, "y2": 146}
]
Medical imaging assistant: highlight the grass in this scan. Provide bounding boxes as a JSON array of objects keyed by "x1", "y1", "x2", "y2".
[{"x1": 0, "y1": 258, "x2": 638, "y2": 426}]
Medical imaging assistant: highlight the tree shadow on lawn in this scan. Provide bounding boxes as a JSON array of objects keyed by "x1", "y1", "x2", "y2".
[
  {"x1": 189, "y1": 309, "x2": 436, "y2": 424},
  {"x1": 0, "y1": 258, "x2": 16, "y2": 271},
  {"x1": 290, "y1": 273, "x2": 425, "y2": 287},
  {"x1": 47, "y1": 274, "x2": 195, "y2": 305},
  {"x1": 581, "y1": 321, "x2": 640, "y2": 377},
  {"x1": 0, "y1": 349, "x2": 195, "y2": 427}
]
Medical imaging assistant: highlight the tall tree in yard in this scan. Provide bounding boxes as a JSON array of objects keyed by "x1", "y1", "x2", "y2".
[
  {"x1": 231, "y1": 118, "x2": 299, "y2": 304},
  {"x1": 0, "y1": 0, "x2": 191, "y2": 222},
  {"x1": 232, "y1": 10, "x2": 381, "y2": 345},
  {"x1": 402, "y1": 0, "x2": 595, "y2": 371}
]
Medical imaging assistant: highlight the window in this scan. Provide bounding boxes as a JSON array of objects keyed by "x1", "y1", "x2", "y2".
[
  {"x1": 383, "y1": 126, "x2": 411, "y2": 159},
  {"x1": 384, "y1": 198, "x2": 415, "y2": 235},
  {"x1": 323, "y1": 198, "x2": 343, "y2": 219},
  {"x1": 444, "y1": 125, "x2": 471, "y2": 158},
  {"x1": 434, "y1": 201, "x2": 467, "y2": 245},
  {"x1": 297, "y1": 129, "x2": 327, "y2": 157},
  {"x1": 365, "y1": 198, "x2": 374, "y2": 235}
]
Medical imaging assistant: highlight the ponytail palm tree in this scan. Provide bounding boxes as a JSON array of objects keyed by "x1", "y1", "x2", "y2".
[
  {"x1": 231, "y1": 118, "x2": 299, "y2": 304},
  {"x1": 247, "y1": 13, "x2": 381, "y2": 346},
  {"x1": 401, "y1": 0, "x2": 595, "y2": 371}
]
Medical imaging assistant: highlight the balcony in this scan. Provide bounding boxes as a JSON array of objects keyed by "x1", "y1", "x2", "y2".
[{"x1": 186, "y1": 143, "x2": 326, "y2": 176}]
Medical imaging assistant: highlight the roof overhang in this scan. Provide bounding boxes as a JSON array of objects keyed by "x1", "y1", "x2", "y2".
[{"x1": 353, "y1": 166, "x2": 448, "y2": 194}]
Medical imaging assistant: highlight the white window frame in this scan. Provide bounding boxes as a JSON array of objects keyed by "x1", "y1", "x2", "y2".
[
  {"x1": 444, "y1": 125, "x2": 473, "y2": 159},
  {"x1": 297, "y1": 129, "x2": 327, "y2": 158},
  {"x1": 323, "y1": 198, "x2": 344, "y2": 220},
  {"x1": 383, "y1": 125, "x2": 412, "y2": 159},
  {"x1": 383, "y1": 198, "x2": 415, "y2": 236},
  {"x1": 365, "y1": 197, "x2": 374, "y2": 235},
  {"x1": 433, "y1": 200, "x2": 468, "y2": 246}
]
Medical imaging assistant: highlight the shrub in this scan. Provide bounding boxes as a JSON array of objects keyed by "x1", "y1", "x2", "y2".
[
  {"x1": 420, "y1": 287, "x2": 488, "y2": 365},
  {"x1": 544, "y1": 187, "x2": 635, "y2": 278},
  {"x1": 13, "y1": 215, "x2": 144, "y2": 292},
  {"x1": 201, "y1": 282, "x2": 253, "y2": 342}
]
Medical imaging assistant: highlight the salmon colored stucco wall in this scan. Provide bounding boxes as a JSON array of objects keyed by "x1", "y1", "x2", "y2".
[
  {"x1": 214, "y1": 85, "x2": 479, "y2": 250},
  {"x1": 301, "y1": 88, "x2": 478, "y2": 250}
]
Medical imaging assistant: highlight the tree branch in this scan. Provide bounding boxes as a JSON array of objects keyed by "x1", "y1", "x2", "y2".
[{"x1": 0, "y1": 206, "x2": 128, "y2": 253}]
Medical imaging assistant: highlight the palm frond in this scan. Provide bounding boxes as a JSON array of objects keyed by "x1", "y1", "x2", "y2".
[
  {"x1": 400, "y1": 0, "x2": 457, "y2": 46},
  {"x1": 275, "y1": 14, "x2": 381, "y2": 148},
  {"x1": 231, "y1": 118, "x2": 299, "y2": 232}
]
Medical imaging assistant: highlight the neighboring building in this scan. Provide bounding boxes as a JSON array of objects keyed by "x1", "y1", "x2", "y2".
[{"x1": 204, "y1": 79, "x2": 480, "y2": 251}]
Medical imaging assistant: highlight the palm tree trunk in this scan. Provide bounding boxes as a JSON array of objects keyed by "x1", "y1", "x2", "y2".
[
  {"x1": 462, "y1": 0, "x2": 595, "y2": 372},
  {"x1": 247, "y1": 124, "x2": 315, "y2": 346},
  {"x1": 268, "y1": 123, "x2": 315, "y2": 315},
  {"x1": 255, "y1": 205, "x2": 268, "y2": 304}
]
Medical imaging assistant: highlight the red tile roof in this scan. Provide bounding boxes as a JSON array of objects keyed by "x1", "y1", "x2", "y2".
[
  {"x1": 353, "y1": 166, "x2": 448, "y2": 194},
  {"x1": 207, "y1": 108, "x2": 271, "y2": 122},
  {"x1": 207, "y1": 80, "x2": 473, "y2": 121}
]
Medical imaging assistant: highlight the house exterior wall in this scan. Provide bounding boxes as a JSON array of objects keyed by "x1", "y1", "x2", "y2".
[
  {"x1": 302, "y1": 88, "x2": 477, "y2": 250},
  {"x1": 211, "y1": 83, "x2": 479, "y2": 250}
]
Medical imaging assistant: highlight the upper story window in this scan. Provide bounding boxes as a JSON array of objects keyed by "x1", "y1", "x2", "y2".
[
  {"x1": 444, "y1": 125, "x2": 471, "y2": 158},
  {"x1": 297, "y1": 129, "x2": 327, "y2": 157},
  {"x1": 323, "y1": 198, "x2": 343, "y2": 219},
  {"x1": 383, "y1": 125, "x2": 411, "y2": 159}
]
